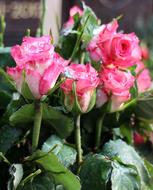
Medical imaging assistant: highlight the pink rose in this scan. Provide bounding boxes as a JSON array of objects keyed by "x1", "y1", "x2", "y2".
[
  {"x1": 7, "y1": 36, "x2": 68, "y2": 99},
  {"x1": 64, "y1": 6, "x2": 83, "y2": 28},
  {"x1": 136, "y1": 61, "x2": 151, "y2": 93},
  {"x1": 11, "y1": 36, "x2": 54, "y2": 66},
  {"x1": 87, "y1": 20, "x2": 118, "y2": 62},
  {"x1": 87, "y1": 20, "x2": 142, "y2": 68},
  {"x1": 141, "y1": 45, "x2": 149, "y2": 60},
  {"x1": 98, "y1": 68, "x2": 135, "y2": 111},
  {"x1": 98, "y1": 32, "x2": 141, "y2": 68},
  {"x1": 61, "y1": 64, "x2": 99, "y2": 113}
]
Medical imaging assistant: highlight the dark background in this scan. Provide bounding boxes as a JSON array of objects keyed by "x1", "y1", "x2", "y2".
[{"x1": 0, "y1": 0, "x2": 153, "y2": 46}]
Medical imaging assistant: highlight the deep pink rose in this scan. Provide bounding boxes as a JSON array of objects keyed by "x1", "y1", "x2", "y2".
[
  {"x1": 61, "y1": 64, "x2": 99, "y2": 113},
  {"x1": 98, "y1": 68, "x2": 135, "y2": 111},
  {"x1": 64, "y1": 6, "x2": 83, "y2": 28},
  {"x1": 98, "y1": 32, "x2": 142, "y2": 68},
  {"x1": 87, "y1": 20, "x2": 118, "y2": 62},
  {"x1": 87, "y1": 20, "x2": 141, "y2": 68},
  {"x1": 136, "y1": 61, "x2": 151, "y2": 93},
  {"x1": 7, "y1": 36, "x2": 68, "y2": 99}
]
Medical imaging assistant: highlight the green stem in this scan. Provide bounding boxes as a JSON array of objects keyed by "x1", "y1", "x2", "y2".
[
  {"x1": 75, "y1": 114, "x2": 82, "y2": 165},
  {"x1": 70, "y1": 15, "x2": 90, "y2": 62},
  {"x1": 32, "y1": 101, "x2": 42, "y2": 152},
  {"x1": 80, "y1": 52, "x2": 85, "y2": 64},
  {"x1": 95, "y1": 113, "x2": 105, "y2": 150}
]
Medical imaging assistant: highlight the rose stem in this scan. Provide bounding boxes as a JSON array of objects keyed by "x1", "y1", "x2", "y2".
[
  {"x1": 75, "y1": 114, "x2": 83, "y2": 165},
  {"x1": 32, "y1": 101, "x2": 42, "y2": 152},
  {"x1": 95, "y1": 113, "x2": 105, "y2": 150}
]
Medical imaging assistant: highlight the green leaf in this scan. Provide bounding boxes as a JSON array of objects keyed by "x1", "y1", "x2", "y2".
[
  {"x1": 102, "y1": 139, "x2": 150, "y2": 185},
  {"x1": 42, "y1": 104, "x2": 74, "y2": 138},
  {"x1": 17, "y1": 172, "x2": 57, "y2": 190},
  {"x1": 135, "y1": 97, "x2": 153, "y2": 123},
  {"x1": 0, "y1": 125, "x2": 21, "y2": 154},
  {"x1": 42, "y1": 135, "x2": 77, "y2": 167},
  {"x1": 29, "y1": 150, "x2": 81, "y2": 190},
  {"x1": 81, "y1": 3, "x2": 99, "y2": 48},
  {"x1": 0, "y1": 152, "x2": 10, "y2": 164},
  {"x1": 80, "y1": 154, "x2": 112, "y2": 190},
  {"x1": 80, "y1": 153, "x2": 141, "y2": 190},
  {"x1": 144, "y1": 159, "x2": 153, "y2": 179},
  {"x1": 111, "y1": 161, "x2": 140, "y2": 190},
  {"x1": 9, "y1": 104, "x2": 35, "y2": 126},
  {"x1": 8, "y1": 164, "x2": 23, "y2": 190}
]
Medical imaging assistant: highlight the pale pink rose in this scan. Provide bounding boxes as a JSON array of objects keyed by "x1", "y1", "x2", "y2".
[
  {"x1": 98, "y1": 32, "x2": 142, "y2": 68},
  {"x1": 99, "y1": 68, "x2": 135, "y2": 111},
  {"x1": 136, "y1": 61, "x2": 151, "y2": 93},
  {"x1": 64, "y1": 6, "x2": 83, "y2": 28},
  {"x1": 61, "y1": 63, "x2": 99, "y2": 113},
  {"x1": 87, "y1": 20, "x2": 118, "y2": 62},
  {"x1": 7, "y1": 36, "x2": 68, "y2": 99}
]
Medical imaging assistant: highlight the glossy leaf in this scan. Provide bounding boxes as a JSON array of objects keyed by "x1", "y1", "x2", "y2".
[
  {"x1": 8, "y1": 164, "x2": 23, "y2": 190},
  {"x1": 102, "y1": 139, "x2": 150, "y2": 185},
  {"x1": 81, "y1": 3, "x2": 99, "y2": 48},
  {"x1": 18, "y1": 173, "x2": 56, "y2": 190},
  {"x1": 9, "y1": 104, "x2": 35, "y2": 126},
  {"x1": 80, "y1": 154, "x2": 112, "y2": 190},
  {"x1": 42, "y1": 135, "x2": 76, "y2": 167},
  {"x1": 111, "y1": 161, "x2": 140, "y2": 190},
  {"x1": 29, "y1": 150, "x2": 81, "y2": 190}
]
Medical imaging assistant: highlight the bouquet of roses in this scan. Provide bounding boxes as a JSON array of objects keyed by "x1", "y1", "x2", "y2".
[{"x1": 1, "y1": 3, "x2": 153, "y2": 190}]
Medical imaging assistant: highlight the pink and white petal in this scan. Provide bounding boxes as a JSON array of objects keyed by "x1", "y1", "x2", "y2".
[
  {"x1": 39, "y1": 62, "x2": 63, "y2": 95},
  {"x1": 25, "y1": 69, "x2": 41, "y2": 99}
]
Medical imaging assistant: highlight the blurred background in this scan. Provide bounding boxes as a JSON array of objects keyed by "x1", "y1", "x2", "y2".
[{"x1": 0, "y1": 0, "x2": 152, "y2": 46}]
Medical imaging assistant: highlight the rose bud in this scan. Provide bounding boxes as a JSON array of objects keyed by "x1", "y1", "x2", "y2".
[
  {"x1": 64, "y1": 6, "x2": 83, "y2": 28},
  {"x1": 61, "y1": 63, "x2": 99, "y2": 114},
  {"x1": 98, "y1": 67, "x2": 135, "y2": 111}
]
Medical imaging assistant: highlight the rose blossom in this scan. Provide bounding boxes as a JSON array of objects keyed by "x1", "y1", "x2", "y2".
[
  {"x1": 87, "y1": 20, "x2": 118, "y2": 62},
  {"x1": 98, "y1": 68, "x2": 135, "y2": 111},
  {"x1": 7, "y1": 36, "x2": 68, "y2": 99},
  {"x1": 135, "y1": 61, "x2": 151, "y2": 93},
  {"x1": 64, "y1": 6, "x2": 83, "y2": 28},
  {"x1": 61, "y1": 63, "x2": 99, "y2": 113},
  {"x1": 87, "y1": 20, "x2": 142, "y2": 68}
]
